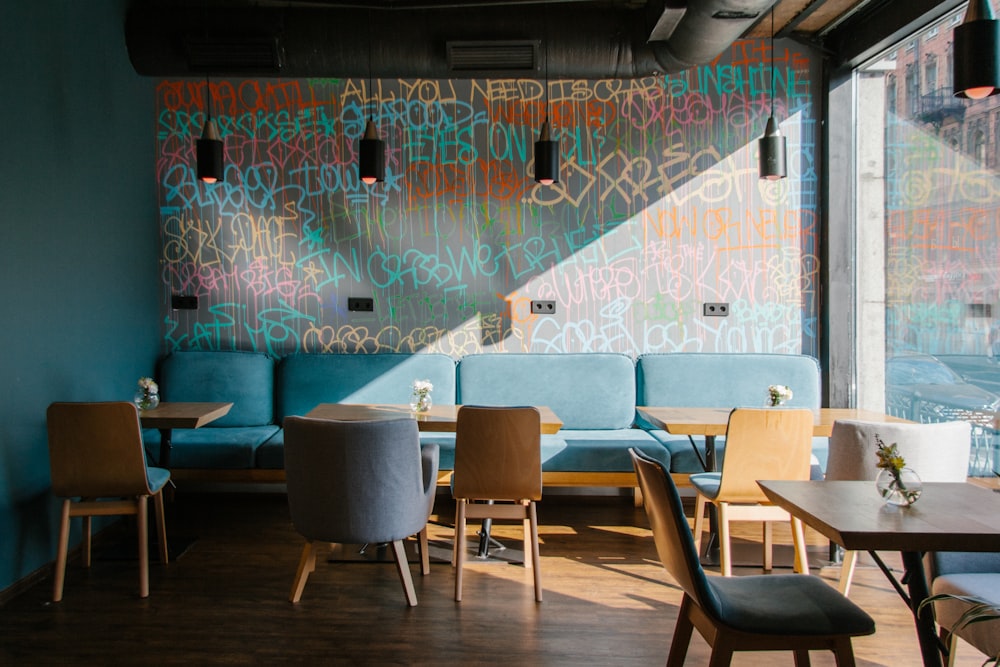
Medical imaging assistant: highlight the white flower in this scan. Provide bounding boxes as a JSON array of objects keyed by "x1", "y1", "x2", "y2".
[
  {"x1": 138, "y1": 377, "x2": 159, "y2": 394},
  {"x1": 412, "y1": 379, "x2": 433, "y2": 395},
  {"x1": 768, "y1": 384, "x2": 793, "y2": 405}
]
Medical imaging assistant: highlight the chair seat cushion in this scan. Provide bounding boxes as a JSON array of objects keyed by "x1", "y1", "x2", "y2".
[
  {"x1": 709, "y1": 574, "x2": 875, "y2": 636},
  {"x1": 690, "y1": 472, "x2": 722, "y2": 499},
  {"x1": 146, "y1": 466, "x2": 171, "y2": 493},
  {"x1": 932, "y1": 572, "x2": 1000, "y2": 659}
]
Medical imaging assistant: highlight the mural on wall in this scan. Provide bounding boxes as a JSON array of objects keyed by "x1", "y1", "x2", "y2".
[{"x1": 155, "y1": 38, "x2": 820, "y2": 358}]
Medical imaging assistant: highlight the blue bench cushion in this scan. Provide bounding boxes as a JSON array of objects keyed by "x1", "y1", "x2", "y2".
[
  {"x1": 159, "y1": 350, "x2": 275, "y2": 427},
  {"x1": 541, "y1": 430, "x2": 669, "y2": 472},
  {"x1": 458, "y1": 353, "x2": 637, "y2": 430},
  {"x1": 144, "y1": 425, "x2": 280, "y2": 469},
  {"x1": 276, "y1": 353, "x2": 457, "y2": 419},
  {"x1": 256, "y1": 428, "x2": 447, "y2": 471}
]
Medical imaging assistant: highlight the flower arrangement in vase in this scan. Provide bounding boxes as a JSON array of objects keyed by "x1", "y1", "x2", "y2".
[
  {"x1": 767, "y1": 384, "x2": 793, "y2": 406},
  {"x1": 134, "y1": 377, "x2": 160, "y2": 411},
  {"x1": 874, "y1": 433, "x2": 922, "y2": 506},
  {"x1": 410, "y1": 379, "x2": 433, "y2": 413}
]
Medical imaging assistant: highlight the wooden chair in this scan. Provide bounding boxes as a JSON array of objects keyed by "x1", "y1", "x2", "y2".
[
  {"x1": 629, "y1": 448, "x2": 876, "y2": 666},
  {"x1": 452, "y1": 405, "x2": 542, "y2": 602},
  {"x1": 826, "y1": 419, "x2": 971, "y2": 595},
  {"x1": 690, "y1": 408, "x2": 814, "y2": 576},
  {"x1": 46, "y1": 401, "x2": 171, "y2": 601},
  {"x1": 283, "y1": 416, "x2": 439, "y2": 607}
]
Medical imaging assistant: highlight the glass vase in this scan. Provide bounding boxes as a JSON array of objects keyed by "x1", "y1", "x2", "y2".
[
  {"x1": 134, "y1": 389, "x2": 160, "y2": 411},
  {"x1": 410, "y1": 393, "x2": 432, "y2": 413},
  {"x1": 876, "y1": 467, "x2": 923, "y2": 506}
]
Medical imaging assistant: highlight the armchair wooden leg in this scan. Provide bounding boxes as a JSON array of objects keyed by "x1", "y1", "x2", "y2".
[
  {"x1": 831, "y1": 636, "x2": 857, "y2": 667},
  {"x1": 718, "y1": 502, "x2": 732, "y2": 577},
  {"x1": 838, "y1": 550, "x2": 858, "y2": 595},
  {"x1": 522, "y1": 501, "x2": 533, "y2": 571},
  {"x1": 289, "y1": 541, "x2": 317, "y2": 603},
  {"x1": 390, "y1": 539, "x2": 418, "y2": 607},
  {"x1": 793, "y1": 649, "x2": 812, "y2": 666},
  {"x1": 791, "y1": 517, "x2": 809, "y2": 575},
  {"x1": 154, "y1": 491, "x2": 169, "y2": 566},
  {"x1": 529, "y1": 500, "x2": 542, "y2": 603},
  {"x1": 455, "y1": 500, "x2": 467, "y2": 601},
  {"x1": 763, "y1": 521, "x2": 774, "y2": 571},
  {"x1": 52, "y1": 499, "x2": 71, "y2": 603},
  {"x1": 137, "y1": 495, "x2": 149, "y2": 599},
  {"x1": 419, "y1": 526, "x2": 430, "y2": 576},
  {"x1": 692, "y1": 494, "x2": 707, "y2": 557},
  {"x1": 666, "y1": 596, "x2": 696, "y2": 667}
]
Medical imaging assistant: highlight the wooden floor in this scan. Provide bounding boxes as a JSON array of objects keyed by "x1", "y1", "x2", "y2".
[{"x1": 0, "y1": 488, "x2": 988, "y2": 666}]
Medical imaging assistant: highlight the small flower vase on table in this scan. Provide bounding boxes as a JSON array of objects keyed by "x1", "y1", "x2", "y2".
[
  {"x1": 874, "y1": 433, "x2": 922, "y2": 506},
  {"x1": 410, "y1": 379, "x2": 433, "y2": 413},
  {"x1": 134, "y1": 377, "x2": 160, "y2": 411},
  {"x1": 767, "y1": 384, "x2": 793, "y2": 407}
]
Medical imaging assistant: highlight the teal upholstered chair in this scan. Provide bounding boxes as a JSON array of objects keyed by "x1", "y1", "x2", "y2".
[
  {"x1": 283, "y1": 416, "x2": 439, "y2": 607},
  {"x1": 629, "y1": 448, "x2": 875, "y2": 666}
]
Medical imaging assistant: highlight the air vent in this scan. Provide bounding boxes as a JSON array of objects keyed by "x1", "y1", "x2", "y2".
[
  {"x1": 447, "y1": 40, "x2": 539, "y2": 72},
  {"x1": 184, "y1": 35, "x2": 285, "y2": 73}
]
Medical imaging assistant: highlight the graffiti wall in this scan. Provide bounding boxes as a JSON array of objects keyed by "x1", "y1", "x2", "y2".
[{"x1": 155, "y1": 38, "x2": 821, "y2": 358}]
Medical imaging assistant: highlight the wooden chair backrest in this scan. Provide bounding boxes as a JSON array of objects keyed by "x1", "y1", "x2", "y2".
[
  {"x1": 716, "y1": 408, "x2": 814, "y2": 503},
  {"x1": 46, "y1": 401, "x2": 153, "y2": 498},
  {"x1": 453, "y1": 405, "x2": 542, "y2": 502}
]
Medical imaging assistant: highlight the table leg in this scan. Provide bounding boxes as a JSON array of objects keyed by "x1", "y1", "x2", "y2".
[
  {"x1": 703, "y1": 435, "x2": 720, "y2": 560},
  {"x1": 158, "y1": 428, "x2": 173, "y2": 468},
  {"x1": 901, "y1": 550, "x2": 944, "y2": 667}
]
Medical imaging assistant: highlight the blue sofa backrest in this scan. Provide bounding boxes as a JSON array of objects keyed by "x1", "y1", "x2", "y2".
[
  {"x1": 636, "y1": 353, "x2": 821, "y2": 409},
  {"x1": 159, "y1": 350, "x2": 275, "y2": 427},
  {"x1": 276, "y1": 353, "x2": 458, "y2": 419},
  {"x1": 457, "y1": 353, "x2": 637, "y2": 430}
]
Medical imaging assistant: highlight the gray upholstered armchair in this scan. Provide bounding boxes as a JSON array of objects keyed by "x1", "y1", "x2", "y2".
[
  {"x1": 928, "y1": 551, "x2": 1000, "y2": 664},
  {"x1": 283, "y1": 416, "x2": 439, "y2": 606}
]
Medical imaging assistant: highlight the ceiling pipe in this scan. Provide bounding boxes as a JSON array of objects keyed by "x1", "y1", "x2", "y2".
[{"x1": 125, "y1": 1, "x2": 777, "y2": 79}]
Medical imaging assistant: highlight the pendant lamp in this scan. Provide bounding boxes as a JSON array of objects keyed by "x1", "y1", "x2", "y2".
[
  {"x1": 359, "y1": 118, "x2": 385, "y2": 185},
  {"x1": 953, "y1": 0, "x2": 1000, "y2": 99},
  {"x1": 197, "y1": 78, "x2": 224, "y2": 184},
  {"x1": 758, "y1": 8, "x2": 786, "y2": 181},
  {"x1": 534, "y1": 33, "x2": 559, "y2": 185}
]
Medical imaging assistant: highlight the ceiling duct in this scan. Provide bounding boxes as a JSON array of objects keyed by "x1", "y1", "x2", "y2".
[{"x1": 125, "y1": 1, "x2": 778, "y2": 79}]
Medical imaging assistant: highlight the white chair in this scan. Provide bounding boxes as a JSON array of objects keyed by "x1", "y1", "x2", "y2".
[{"x1": 825, "y1": 419, "x2": 971, "y2": 595}]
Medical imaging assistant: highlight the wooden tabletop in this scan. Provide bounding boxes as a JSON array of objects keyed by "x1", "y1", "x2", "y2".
[
  {"x1": 636, "y1": 406, "x2": 911, "y2": 437},
  {"x1": 138, "y1": 401, "x2": 233, "y2": 429},
  {"x1": 304, "y1": 403, "x2": 563, "y2": 434},
  {"x1": 759, "y1": 480, "x2": 1000, "y2": 552}
]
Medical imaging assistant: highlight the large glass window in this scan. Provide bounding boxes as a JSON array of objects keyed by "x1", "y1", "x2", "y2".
[{"x1": 862, "y1": 7, "x2": 1000, "y2": 476}]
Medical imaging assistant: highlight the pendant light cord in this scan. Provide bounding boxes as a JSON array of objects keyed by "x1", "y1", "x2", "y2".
[
  {"x1": 770, "y1": 8, "x2": 776, "y2": 118},
  {"x1": 206, "y1": 74, "x2": 213, "y2": 121},
  {"x1": 368, "y1": 11, "x2": 374, "y2": 123}
]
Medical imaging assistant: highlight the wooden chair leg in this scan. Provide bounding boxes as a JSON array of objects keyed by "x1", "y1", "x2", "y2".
[
  {"x1": 529, "y1": 501, "x2": 542, "y2": 603},
  {"x1": 522, "y1": 501, "x2": 532, "y2": 571},
  {"x1": 791, "y1": 517, "x2": 809, "y2": 575},
  {"x1": 390, "y1": 539, "x2": 418, "y2": 607},
  {"x1": 718, "y1": 502, "x2": 732, "y2": 577},
  {"x1": 763, "y1": 521, "x2": 773, "y2": 571},
  {"x1": 82, "y1": 514, "x2": 92, "y2": 568},
  {"x1": 692, "y1": 494, "x2": 707, "y2": 557},
  {"x1": 707, "y1": 637, "x2": 735, "y2": 667},
  {"x1": 945, "y1": 629, "x2": 958, "y2": 667},
  {"x1": 839, "y1": 550, "x2": 858, "y2": 595},
  {"x1": 666, "y1": 596, "x2": 696, "y2": 667},
  {"x1": 793, "y1": 649, "x2": 812, "y2": 666},
  {"x1": 289, "y1": 541, "x2": 317, "y2": 603},
  {"x1": 831, "y1": 636, "x2": 858, "y2": 667},
  {"x1": 154, "y1": 491, "x2": 169, "y2": 566},
  {"x1": 137, "y1": 496, "x2": 149, "y2": 599},
  {"x1": 52, "y1": 499, "x2": 72, "y2": 603},
  {"x1": 418, "y1": 526, "x2": 430, "y2": 576},
  {"x1": 454, "y1": 499, "x2": 467, "y2": 601}
]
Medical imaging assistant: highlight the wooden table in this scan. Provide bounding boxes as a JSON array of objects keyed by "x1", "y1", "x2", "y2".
[
  {"x1": 305, "y1": 403, "x2": 564, "y2": 434},
  {"x1": 759, "y1": 480, "x2": 1000, "y2": 667},
  {"x1": 636, "y1": 407, "x2": 912, "y2": 472},
  {"x1": 139, "y1": 402, "x2": 233, "y2": 467}
]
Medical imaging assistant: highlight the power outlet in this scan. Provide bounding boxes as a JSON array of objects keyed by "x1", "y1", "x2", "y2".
[
  {"x1": 702, "y1": 302, "x2": 729, "y2": 317},
  {"x1": 531, "y1": 300, "x2": 556, "y2": 315},
  {"x1": 347, "y1": 297, "x2": 374, "y2": 312},
  {"x1": 171, "y1": 294, "x2": 198, "y2": 310}
]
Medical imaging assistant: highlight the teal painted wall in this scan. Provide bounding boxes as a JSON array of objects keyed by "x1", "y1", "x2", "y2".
[{"x1": 0, "y1": 0, "x2": 159, "y2": 593}]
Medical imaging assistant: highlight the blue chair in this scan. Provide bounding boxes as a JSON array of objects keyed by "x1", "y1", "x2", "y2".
[
  {"x1": 46, "y1": 401, "x2": 172, "y2": 601},
  {"x1": 629, "y1": 447, "x2": 875, "y2": 666},
  {"x1": 928, "y1": 551, "x2": 1000, "y2": 664},
  {"x1": 283, "y1": 416, "x2": 439, "y2": 607}
]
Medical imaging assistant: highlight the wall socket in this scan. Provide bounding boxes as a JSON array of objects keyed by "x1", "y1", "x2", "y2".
[
  {"x1": 531, "y1": 300, "x2": 556, "y2": 315},
  {"x1": 702, "y1": 302, "x2": 729, "y2": 317},
  {"x1": 171, "y1": 294, "x2": 198, "y2": 310},
  {"x1": 347, "y1": 297, "x2": 374, "y2": 312}
]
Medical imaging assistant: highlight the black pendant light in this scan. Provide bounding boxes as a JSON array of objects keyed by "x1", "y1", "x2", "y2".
[
  {"x1": 758, "y1": 8, "x2": 786, "y2": 181},
  {"x1": 197, "y1": 77, "x2": 224, "y2": 184},
  {"x1": 534, "y1": 31, "x2": 559, "y2": 185},
  {"x1": 953, "y1": 0, "x2": 1000, "y2": 99},
  {"x1": 359, "y1": 15, "x2": 385, "y2": 185}
]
